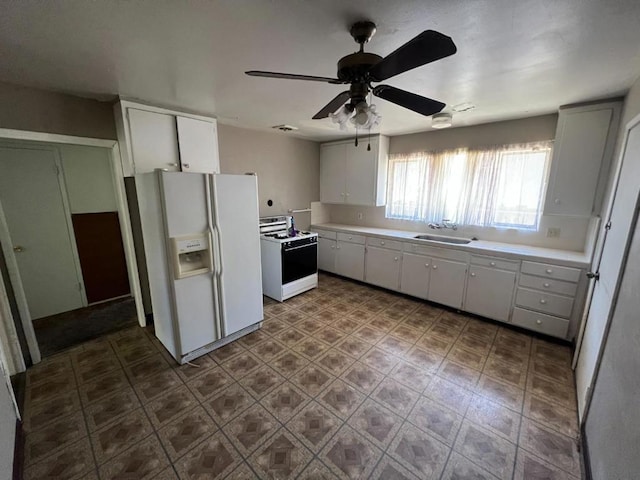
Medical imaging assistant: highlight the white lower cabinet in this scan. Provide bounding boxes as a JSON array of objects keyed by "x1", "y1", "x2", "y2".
[
  {"x1": 427, "y1": 258, "x2": 467, "y2": 309},
  {"x1": 464, "y1": 266, "x2": 516, "y2": 322},
  {"x1": 318, "y1": 237, "x2": 337, "y2": 273},
  {"x1": 335, "y1": 241, "x2": 365, "y2": 281},
  {"x1": 365, "y1": 246, "x2": 402, "y2": 291},
  {"x1": 400, "y1": 253, "x2": 431, "y2": 299}
]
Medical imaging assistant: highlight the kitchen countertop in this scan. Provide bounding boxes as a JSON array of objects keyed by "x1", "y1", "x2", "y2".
[{"x1": 311, "y1": 223, "x2": 592, "y2": 268}]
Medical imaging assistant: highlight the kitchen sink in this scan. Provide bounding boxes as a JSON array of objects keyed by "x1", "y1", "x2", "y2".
[{"x1": 414, "y1": 234, "x2": 473, "y2": 245}]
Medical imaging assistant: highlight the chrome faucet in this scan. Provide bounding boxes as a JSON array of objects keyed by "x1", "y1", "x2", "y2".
[{"x1": 428, "y1": 219, "x2": 458, "y2": 231}]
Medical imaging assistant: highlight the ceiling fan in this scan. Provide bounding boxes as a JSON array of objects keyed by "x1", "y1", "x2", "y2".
[{"x1": 246, "y1": 21, "x2": 457, "y2": 122}]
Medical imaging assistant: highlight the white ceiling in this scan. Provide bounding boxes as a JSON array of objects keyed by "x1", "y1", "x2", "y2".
[{"x1": 1, "y1": 0, "x2": 640, "y2": 140}]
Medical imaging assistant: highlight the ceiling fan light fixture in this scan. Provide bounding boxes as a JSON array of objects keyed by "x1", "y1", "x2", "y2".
[{"x1": 432, "y1": 112, "x2": 452, "y2": 129}]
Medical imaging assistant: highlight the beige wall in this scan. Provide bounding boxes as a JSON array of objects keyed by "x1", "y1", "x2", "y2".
[
  {"x1": 389, "y1": 114, "x2": 558, "y2": 154},
  {"x1": 217, "y1": 124, "x2": 320, "y2": 230},
  {"x1": 0, "y1": 81, "x2": 116, "y2": 139},
  {"x1": 327, "y1": 114, "x2": 596, "y2": 251}
]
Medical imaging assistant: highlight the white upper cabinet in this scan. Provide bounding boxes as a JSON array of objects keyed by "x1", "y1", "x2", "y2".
[
  {"x1": 544, "y1": 100, "x2": 622, "y2": 216},
  {"x1": 176, "y1": 116, "x2": 220, "y2": 174},
  {"x1": 127, "y1": 109, "x2": 181, "y2": 174},
  {"x1": 320, "y1": 143, "x2": 347, "y2": 204},
  {"x1": 320, "y1": 135, "x2": 389, "y2": 206},
  {"x1": 115, "y1": 101, "x2": 220, "y2": 176}
]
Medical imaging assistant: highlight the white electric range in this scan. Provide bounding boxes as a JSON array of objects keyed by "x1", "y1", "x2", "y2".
[{"x1": 259, "y1": 216, "x2": 318, "y2": 302}]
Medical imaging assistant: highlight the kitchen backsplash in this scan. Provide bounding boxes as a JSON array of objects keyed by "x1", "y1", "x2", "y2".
[{"x1": 326, "y1": 204, "x2": 597, "y2": 252}]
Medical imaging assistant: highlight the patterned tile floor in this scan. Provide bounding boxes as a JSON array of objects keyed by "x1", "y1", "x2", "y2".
[{"x1": 21, "y1": 273, "x2": 582, "y2": 479}]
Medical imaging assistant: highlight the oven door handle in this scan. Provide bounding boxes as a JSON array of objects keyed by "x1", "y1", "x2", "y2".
[{"x1": 282, "y1": 243, "x2": 317, "y2": 252}]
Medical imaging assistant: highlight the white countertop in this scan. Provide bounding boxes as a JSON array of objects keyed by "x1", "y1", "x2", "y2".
[{"x1": 312, "y1": 223, "x2": 592, "y2": 268}]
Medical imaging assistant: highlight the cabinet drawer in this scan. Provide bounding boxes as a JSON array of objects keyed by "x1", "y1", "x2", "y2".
[
  {"x1": 337, "y1": 232, "x2": 366, "y2": 244},
  {"x1": 519, "y1": 274, "x2": 578, "y2": 297},
  {"x1": 512, "y1": 307, "x2": 569, "y2": 338},
  {"x1": 406, "y1": 243, "x2": 470, "y2": 263},
  {"x1": 366, "y1": 237, "x2": 403, "y2": 250},
  {"x1": 515, "y1": 288, "x2": 574, "y2": 318},
  {"x1": 313, "y1": 229, "x2": 337, "y2": 240},
  {"x1": 521, "y1": 261, "x2": 581, "y2": 283},
  {"x1": 471, "y1": 255, "x2": 519, "y2": 272}
]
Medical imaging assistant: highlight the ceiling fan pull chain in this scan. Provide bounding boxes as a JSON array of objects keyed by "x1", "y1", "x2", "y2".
[{"x1": 355, "y1": 127, "x2": 358, "y2": 147}]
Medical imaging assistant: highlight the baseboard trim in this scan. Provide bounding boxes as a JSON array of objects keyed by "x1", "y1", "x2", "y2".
[{"x1": 12, "y1": 419, "x2": 24, "y2": 480}]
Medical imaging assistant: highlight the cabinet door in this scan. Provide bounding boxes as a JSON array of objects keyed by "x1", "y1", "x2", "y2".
[
  {"x1": 544, "y1": 107, "x2": 614, "y2": 216},
  {"x1": 345, "y1": 143, "x2": 377, "y2": 206},
  {"x1": 320, "y1": 143, "x2": 346, "y2": 203},
  {"x1": 318, "y1": 237, "x2": 337, "y2": 273},
  {"x1": 335, "y1": 241, "x2": 365, "y2": 280},
  {"x1": 365, "y1": 246, "x2": 401, "y2": 291},
  {"x1": 465, "y1": 266, "x2": 516, "y2": 322},
  {"x1": 128, "y1": 108, "x2": 180, "y2": 173},
  {"x1": 400, "y1": 253, "x2": 430, "y2": 299},
  {"x1": 176, "y1": 116, "x2": 220, "y2": 174},
  {"x1": 428, "y1": 258, "x2": 467, "y2": 309}
]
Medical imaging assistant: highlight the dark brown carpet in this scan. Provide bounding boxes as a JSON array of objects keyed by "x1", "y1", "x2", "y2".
[{"x1": 32, "y1": 297, "x2": 138, "y2": 358}]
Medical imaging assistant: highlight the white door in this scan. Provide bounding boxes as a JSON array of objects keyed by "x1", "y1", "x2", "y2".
[
  {"x1": 365, "y1": 246, "x2": 401, "y2": 291},
  {"x1": 465, "y1": 266, "x2": 516, "y2": 322},
  {"x1": 345, "y1": 143, "x2": 377, "y2": 206},
  {"x1": 428, "y1": 258, "x2": 467, "y2": 309},
  {"x1": 176, "y1": 116, "x2": 220, "y2": 174},
  {"x1": 318, "y1": 237, "x2": 337, "y2": 273},
  {"x1": 335, "y1": 241, "x2": 365, "y2": 281},
  {"x1": 320, "y1": 143, "x2": 346, "y2": 204},
  {"x1": 0, "y1": 146, "x2": 84, "y2": 319},
  {"x1": 400, "y1": 253, "x2": 431, "y2": 299},
  {"x1": 128, "y1": 108, "x2": 180, "y2": 173},
  {"x1": 575, "y1": 116, "x2": 640, "y2": 418}
]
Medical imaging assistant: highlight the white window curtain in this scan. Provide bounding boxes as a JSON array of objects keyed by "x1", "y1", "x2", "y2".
[{"x1": 385, "y1": 142, "x2": 553, "y2": 229}]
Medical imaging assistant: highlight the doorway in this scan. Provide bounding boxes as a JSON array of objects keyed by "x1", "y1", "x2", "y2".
[{"x1": 0, "y1": 139, "x2": 140, "y2": 359}]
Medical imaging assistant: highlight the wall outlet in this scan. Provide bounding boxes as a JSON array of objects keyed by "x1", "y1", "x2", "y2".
[
  {"x1": 546, "y1": 227, "x2": 561, "y2": 238},
  {"x1": 357, "y1": 212, "x2": 364, "y2": 220}
]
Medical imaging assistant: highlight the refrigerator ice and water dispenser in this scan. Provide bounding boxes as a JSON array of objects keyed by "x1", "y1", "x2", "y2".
[{"x1": 170, "y1": 233, "x2": 212, "y2": 279}]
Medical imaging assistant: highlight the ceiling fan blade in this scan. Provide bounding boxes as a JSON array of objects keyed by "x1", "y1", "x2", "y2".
[
  {"x1": 245, "y1": 70, "x2": 343, "y2": 84},
  {"x1": 368, "y1": 30, "x2": 457, "y2": 81},
  {"x1": 312, "y1": 91, "x2": 352, "y2": 119},
  {"x1": 373, "y1": 85, "x2": 445, "y2": 116}
]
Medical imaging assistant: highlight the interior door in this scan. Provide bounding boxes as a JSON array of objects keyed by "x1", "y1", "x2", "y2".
[
  {"x1": 0, "y1": 146, "x2": 85, "y2": 319},
  {"x1": 575, "y1": 116, "x2": 640, "y2": 418}
]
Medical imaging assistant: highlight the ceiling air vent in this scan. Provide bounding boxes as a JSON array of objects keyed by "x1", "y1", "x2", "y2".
[{"x1": 271, "y1": 125, "x2": 299, "y2": 132}]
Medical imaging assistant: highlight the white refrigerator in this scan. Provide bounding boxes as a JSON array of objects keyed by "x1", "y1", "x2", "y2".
[{"x1": 135, "y1": 171, "x2": 263, "y2": 364}]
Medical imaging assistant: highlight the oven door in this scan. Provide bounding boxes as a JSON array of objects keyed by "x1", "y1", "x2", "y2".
[{"x1": 281, "y1": 240, "x2": 318, "y2": 285}]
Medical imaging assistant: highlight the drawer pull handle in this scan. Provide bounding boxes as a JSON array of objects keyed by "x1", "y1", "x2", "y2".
[
  {"x1": 536, "y1": 319, "x2": 543, "y2": 325},
  {"x1": 470, "y1": 272, "x2": 476, "y2": 277},
  {"x1": 394, "y1": 257, "x2": 399, "y2": 261},
  {"x1": 381, "y1": 241, "x2": 385, "y2": 245},
  {"x1": 546, "y1": 269, "x2": 553, "y2": 274},
  {"x1": 425, "y1": 263, "x2": 430, "y2": 268},
  {"x1": 182, "y1": 163, "x2": 190, "y2": 169},
  {"x1": 543, "y1": 282, "x2": 550, "y2": 288},
  {"x1": 540, "y1": 299, "x2": 547, "y2": 305},
  {"x1": 432, "y1": 265, "x2": 438, "y2": 270},
  {"x1": 330, "y1": 245, "x2": 335, "y2": 249},
  {"x1": 490, "y1": 261, "x2": 496, "y2": 266},
  {"x1": 348, "y1": 236, "x2": 352, "y2": 240}
]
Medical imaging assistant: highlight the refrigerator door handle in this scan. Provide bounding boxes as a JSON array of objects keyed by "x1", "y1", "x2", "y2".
[
  {"x1": 210, "y1": 177, "x2": 227, "y2": 337},
  {"x1": 205, "y1": 176, "x2": 224, "y2": 339}
]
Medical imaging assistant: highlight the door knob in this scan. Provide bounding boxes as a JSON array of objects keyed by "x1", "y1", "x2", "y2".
[
  {"x1": 586, "y1": 271, "x2": 600, "y2": 281},
  {"x1": 13, "y1": 246, "x2": 24, "y2": 253}
]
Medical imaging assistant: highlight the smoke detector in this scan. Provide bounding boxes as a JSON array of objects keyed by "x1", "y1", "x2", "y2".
[{"x1": 271, "y1": 124, "x2": 299, "y2": 132}]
